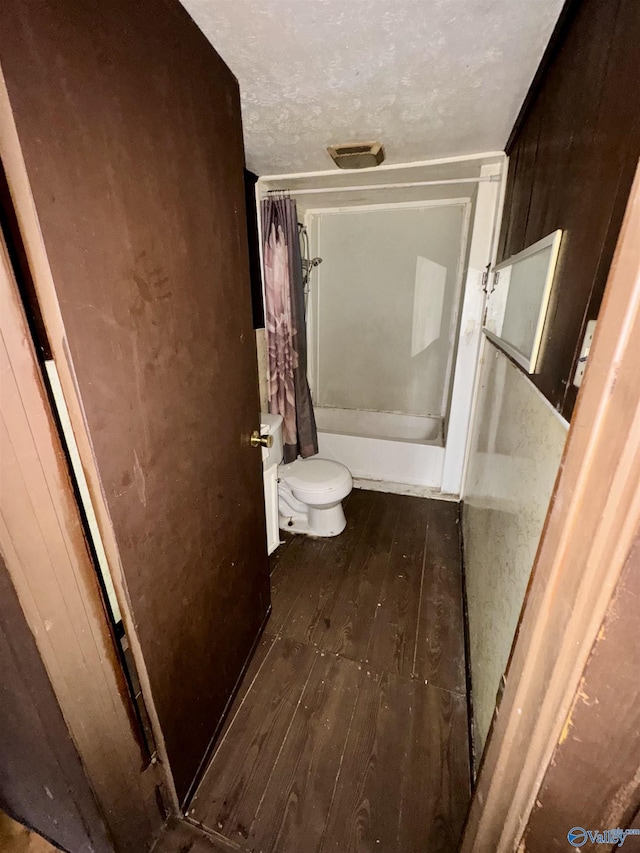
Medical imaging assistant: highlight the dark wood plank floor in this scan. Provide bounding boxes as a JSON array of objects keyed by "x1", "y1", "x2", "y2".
[
  {"x1": 152, "y1": 817, "x2": 240, "y2": 852},
  {"x1": 184, "y1": 490, "x2": 470, "y2": 853}
]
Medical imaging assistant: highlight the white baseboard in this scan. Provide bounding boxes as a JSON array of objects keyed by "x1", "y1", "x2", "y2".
[{"x1": 352, "y1": 477, "x2": 459, "y2": 501}]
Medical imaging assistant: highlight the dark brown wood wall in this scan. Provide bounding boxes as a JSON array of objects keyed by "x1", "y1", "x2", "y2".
[
  {"x1": 0, "y1": 551, "x2": 111, "y2": 853},
  {"x1": 498, "y1": 0, "x2": 640, "y2": 418}
]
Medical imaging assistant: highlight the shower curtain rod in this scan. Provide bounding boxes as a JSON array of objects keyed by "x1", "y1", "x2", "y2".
[{"x1": 263, "y1": 174, "x2": 499, "y2": 197}]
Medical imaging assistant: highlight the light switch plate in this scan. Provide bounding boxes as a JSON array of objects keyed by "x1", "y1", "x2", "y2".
[{"x1": 573, "y1": 319, "x2": 597, "y2": 388}]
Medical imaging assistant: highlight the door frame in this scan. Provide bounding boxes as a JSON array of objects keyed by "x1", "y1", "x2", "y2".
[
  {"x1": 441, "y1": 162, "x2": 505, "y2": 495},
  {"x1": 4, "y1": 32, "x2": 639, "y2": 848},
  {"x1": 461, "y1": 163, "x2": 640, "y2": 850},
  {"x1": 0, "y1": 61, "x2": 177, "y2": 828}
]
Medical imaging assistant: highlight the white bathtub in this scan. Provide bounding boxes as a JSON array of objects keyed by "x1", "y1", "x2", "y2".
[
  {"x1": 314, "y1": 406, "x2": 446, "y2": 491},
  {"x1": 314, "y1": 407, "x2": 442, "y2": 443}
]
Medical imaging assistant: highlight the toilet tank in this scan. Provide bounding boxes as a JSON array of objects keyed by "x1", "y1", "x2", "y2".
[{"x1": 260, "y1": 412, "x2": 283, "y2": 467}]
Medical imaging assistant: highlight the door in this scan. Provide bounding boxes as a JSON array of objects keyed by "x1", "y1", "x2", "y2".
[{"x1": 0, "y1": 0, "x2": 270, "y2": 805}]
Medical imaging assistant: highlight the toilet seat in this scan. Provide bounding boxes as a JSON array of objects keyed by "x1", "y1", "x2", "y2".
[{"x1": 279, "y1": 458, "x2": 352, "y2": 504}]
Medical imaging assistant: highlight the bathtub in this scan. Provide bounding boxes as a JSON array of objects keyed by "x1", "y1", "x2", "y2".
[
  {"x1": 314, "y1": 406, "x2": 446, "y2": 491},
  {"x1": 314, "y1": 407, "x2": 442, "y2": 443}
]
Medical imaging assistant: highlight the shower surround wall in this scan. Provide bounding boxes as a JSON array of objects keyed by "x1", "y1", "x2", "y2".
[
  {"x1": 308, "y1": 201, "x2": 471, "y2": 490},
  {"x1": 257, "y1": 155, "x2": 505, "y2": 494},
  {"x1": 310, "y1": 203, "x2": 469, "y2": 427}
]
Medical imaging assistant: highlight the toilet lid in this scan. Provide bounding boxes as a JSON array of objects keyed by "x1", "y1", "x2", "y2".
[{"x1": 280, "y1": 457, "x2": 351, "y2": 493}]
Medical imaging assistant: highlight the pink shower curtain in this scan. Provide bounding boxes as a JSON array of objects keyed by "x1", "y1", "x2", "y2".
[{"x1": 262, "y1": 196, "x2": 318, "y2": 462}]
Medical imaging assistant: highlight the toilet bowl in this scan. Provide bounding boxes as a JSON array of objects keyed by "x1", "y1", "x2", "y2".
[
  {"x1": 260, "y1": 412, "x2": 353, "y2": 537},
  {"x1": 279, "y1": 457, "x2": 352, "y2": 536}
]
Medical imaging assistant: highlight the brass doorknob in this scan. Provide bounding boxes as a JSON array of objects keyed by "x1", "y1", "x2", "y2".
[{"x1": 251, "y1": 430, "x2": 273, "y2": 448}]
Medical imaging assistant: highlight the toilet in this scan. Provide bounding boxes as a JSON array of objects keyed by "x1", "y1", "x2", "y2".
[{"x1": 260, "y1": 412, "x2": 352, "y2": 537}]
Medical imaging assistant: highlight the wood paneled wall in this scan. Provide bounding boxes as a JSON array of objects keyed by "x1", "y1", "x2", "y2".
[
  {"x1": 462, "y1": 162, "x2": 640, "y2": 853},
  {"x1": 498, "y1": 0, "x2": 640, "y2": 418},
  {"x1": 0, "y1": 552, "x2": 111, "y2": 853}
]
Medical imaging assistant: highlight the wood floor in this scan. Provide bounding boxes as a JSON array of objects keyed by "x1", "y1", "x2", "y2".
[
  {"x1": 0, "y1": 812, "x2": 58, "y2": 853},
  {"x1": 184, "y1": 490, "x2": 470, "y2": 853}
]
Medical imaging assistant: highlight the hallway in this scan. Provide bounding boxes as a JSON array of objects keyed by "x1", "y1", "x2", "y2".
[{"x1": 185, "y1": 489, "x2": 470, "y2": 853}]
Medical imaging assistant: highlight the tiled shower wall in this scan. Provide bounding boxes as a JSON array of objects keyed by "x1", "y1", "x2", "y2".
[{"x1": 463, "y1": 341, "x2": 568, "y2": 760}]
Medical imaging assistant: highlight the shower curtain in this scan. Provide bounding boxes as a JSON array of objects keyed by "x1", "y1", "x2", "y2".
[{"x1": 261, "y1": 195, "x2": 318, "y2": 462}]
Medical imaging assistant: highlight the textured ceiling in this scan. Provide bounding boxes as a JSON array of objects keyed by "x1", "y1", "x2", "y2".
[{"x1": 180, "y1": 0, "x2": 564, "y2": 176}]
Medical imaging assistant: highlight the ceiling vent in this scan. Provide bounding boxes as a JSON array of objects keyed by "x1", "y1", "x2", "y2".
[{"x1": 327, "y1": 141, "x2": 385, "y2": 169}]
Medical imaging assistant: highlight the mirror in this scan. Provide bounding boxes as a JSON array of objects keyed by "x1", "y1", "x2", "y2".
[{"x1": 484, "y1": 230, "x2": 562, "y2": 373}]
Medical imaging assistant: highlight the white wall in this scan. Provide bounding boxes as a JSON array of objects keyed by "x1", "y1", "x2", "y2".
[
  {"x1": 462, "y1": 341, "x2": 568, "y2": 759},
  {"x1": 312, "y1": 202, "x2": 469, "y2": 418},
  {"x1": 255, "y1": 328, "x2": 268, "y2": 412}
]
